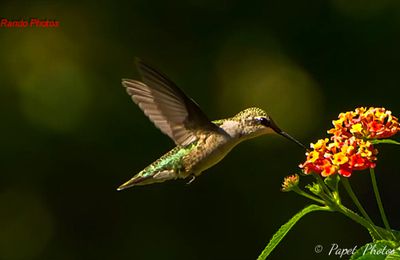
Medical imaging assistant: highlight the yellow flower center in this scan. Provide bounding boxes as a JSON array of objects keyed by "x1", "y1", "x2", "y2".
[
  {"x1": 308, "y1": 151, "x2": 320, "y2": 163},
  {"x1": 332, "y1": 152, "x2": 349, "y2": 165},
  {"x1": 350, "y1": 123, "x2": 363, "y2": 134}
]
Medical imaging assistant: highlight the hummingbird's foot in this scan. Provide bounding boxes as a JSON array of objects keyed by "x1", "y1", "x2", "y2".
[{"x1": 186, "y1": 175, "x2": 196, "y2": 185}]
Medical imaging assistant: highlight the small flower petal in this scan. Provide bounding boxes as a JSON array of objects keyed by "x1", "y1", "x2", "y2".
[{"x1": 281, "y1": 174, "x2": 300, "y2": 192}]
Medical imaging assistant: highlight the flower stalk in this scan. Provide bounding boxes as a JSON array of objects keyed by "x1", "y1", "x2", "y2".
[
  {"x1": 341, "y1": 177, "x2": 373, "y2": 224},
  {"x1": 335, "y1": 204, "x2": 385, "y2": 240},
  {"x1": 292, "y1": 186, "x2": 325, "y2": 205},
  {"x1": 369, "y1": 168, "x2": 395, "y2": 240}
]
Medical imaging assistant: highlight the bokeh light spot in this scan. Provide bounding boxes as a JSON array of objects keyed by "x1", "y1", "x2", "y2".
[
  {"x1": 216, "y1": 43, "x2": 324, "y2": 140},
  {"x1": 17, "y1": 63, "x2": 92, "y2": 133},
  {"x1": 331, "y1": 0, "x2": 398, "y2": 18},
  {"x1": 2, "y1": 29, "x2": 93, "y2": 134},
  {"x1": 0, "y1": 189, "x2": 54, "y2": 260}
]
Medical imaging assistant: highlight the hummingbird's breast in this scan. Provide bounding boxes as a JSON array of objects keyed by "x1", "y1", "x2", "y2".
[{"x1": 183, "y1": 131, "x2": 239, "y2": 176}]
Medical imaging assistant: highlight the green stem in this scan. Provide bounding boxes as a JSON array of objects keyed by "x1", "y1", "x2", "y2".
[
  {"x1": 292, "y1": 187, "x2": 325, "y2": 205},
  {"x1": 370, "y1": 168, "x2": 394, "y2": 238},
  {"x1": 314, "y1": 174, "x2": 332, "y2": 197},
  {"x1": 337, "y1": 204, "x2": 384, "y2": 240},
  {"x1": 341, "y1": 177, "x2": 374, "y2": 224}
]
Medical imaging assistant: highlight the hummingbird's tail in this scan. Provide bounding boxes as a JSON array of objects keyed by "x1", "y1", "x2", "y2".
[{"x1": 117, "y1": 169, "x2": 177, "y2": 191}]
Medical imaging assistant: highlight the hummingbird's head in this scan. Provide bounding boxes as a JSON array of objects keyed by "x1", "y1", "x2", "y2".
[
  {"x1": 234, "y1": 107, "x2": 274, "y2": 138},
  {"x1": 235, "y1": 107, "x2": 306, "y2": 149}
]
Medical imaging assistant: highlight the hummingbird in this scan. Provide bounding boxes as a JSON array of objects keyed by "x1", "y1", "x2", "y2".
[{"x1": 117, "y1": 59, "x2": 305, "y2": 190}]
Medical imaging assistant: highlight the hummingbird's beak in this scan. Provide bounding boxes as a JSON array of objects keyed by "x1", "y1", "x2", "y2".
[
  {"x1": 268, "y1": 120, "x2": 307, "y2": 150},
  {"x1": 277, "y1": 130, "x2": 307, "y2": 150}
]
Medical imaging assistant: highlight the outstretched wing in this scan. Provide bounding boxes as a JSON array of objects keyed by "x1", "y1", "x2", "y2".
[{"x1": 122, "y1": 59, "x2": 218, "y2": 146}]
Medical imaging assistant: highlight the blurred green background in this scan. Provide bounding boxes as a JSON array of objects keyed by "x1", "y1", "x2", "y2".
[{"x1": 1, "y1": 1, "x2": 400, "y2": 259}]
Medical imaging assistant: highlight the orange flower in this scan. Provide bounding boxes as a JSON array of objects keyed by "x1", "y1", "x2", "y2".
[
  {"x1": 300, "y1": 137, "x2": 377, "y2": 177},
  {"x1": 321, "y1": 164, "x2": 337, "y2": 177},
  {"x1": 328, "y1": 107, "x2": 400, "y2": 139}
]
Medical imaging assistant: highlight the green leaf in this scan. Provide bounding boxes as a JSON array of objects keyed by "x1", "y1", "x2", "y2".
[
  {"x1": 257, "y1": 204, "x2": 329, "y2": 260},
  {"x1": 350, "y1": 240, "x2": 397, "y2": 260},
  {"x1": 371, "y1": 226, "x2": 400, "y2": 242},
  {"x1": 386, "y1": 246, "x2": 400, "y2": 260},
  {"x1": 370, "y1": 139, "x2": 400, "y2": 145}
]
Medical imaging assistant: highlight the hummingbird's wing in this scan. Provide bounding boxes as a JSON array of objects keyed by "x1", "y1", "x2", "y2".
[{"x1": 122, "y1": 59, "x2": 219, "y2": 146}]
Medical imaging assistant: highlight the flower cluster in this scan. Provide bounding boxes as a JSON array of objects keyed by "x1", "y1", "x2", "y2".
[
  {"x1": 300, "y1": 107, "x2": 399, "y2": 177},
  {"x1": 328, "y1": 107, "x2": 400, "y2": 139},
  {"x1": 300, "y1": 137, "x2": 378, "y2": 177}
]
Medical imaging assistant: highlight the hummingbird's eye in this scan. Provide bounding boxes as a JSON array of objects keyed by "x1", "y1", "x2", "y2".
[{"x1": 257, "y1": 117, "x2": 270, "y2": 127}]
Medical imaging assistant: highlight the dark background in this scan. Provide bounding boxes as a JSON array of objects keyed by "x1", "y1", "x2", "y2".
[{"x1": 1, "y1": 1, "x2": 400, "y2": 259}]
